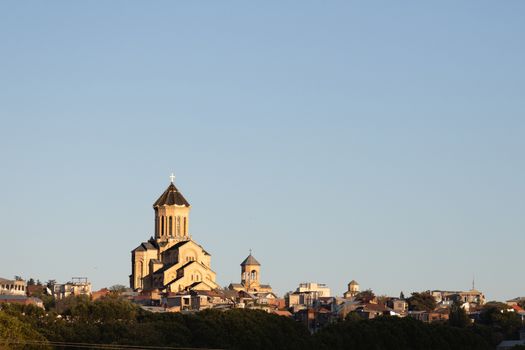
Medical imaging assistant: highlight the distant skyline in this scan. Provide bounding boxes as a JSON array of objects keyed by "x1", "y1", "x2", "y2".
[{"x1": 1, "y1": 1, "x2": 524, "y2": 301}]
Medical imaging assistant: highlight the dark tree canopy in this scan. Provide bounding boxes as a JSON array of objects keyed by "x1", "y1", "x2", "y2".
[
  {"x1": 0, "y1": 295, "x2": 519, "y2": 350},
  {"x1": 313, "y1": 315, "x2": 491, "y2": 350},
  {"x1": 448, "y1": 300, "x2": 470, "y2": 328},
  {"x1": 354, "y1": 289, "x2": 376, "y2": 303},
  {"x1": 407, "y1": 292, "x2": 437, "y2": 312},
  {"x1": 0, "y1": 310, "x2": 48, "y2": 349}
]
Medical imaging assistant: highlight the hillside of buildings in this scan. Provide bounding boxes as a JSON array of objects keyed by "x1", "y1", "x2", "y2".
[
  {"x1": 0, "y1": 294, "x2": 508, "y2": 350},
  {"x1": 2, "y1": 183, "x2": 524, "y2": 349}
]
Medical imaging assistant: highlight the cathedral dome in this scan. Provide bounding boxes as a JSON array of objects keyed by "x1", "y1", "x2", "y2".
[{"x1": 153, "y1": 183, "x2": 190, "y2": 207}]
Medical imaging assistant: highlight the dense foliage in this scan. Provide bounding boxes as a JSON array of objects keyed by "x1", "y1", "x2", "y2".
[
  {"x1": 448, "y1": 300, "x2": 470, "y2": 328},
  {"x1": 474, "y1": 301, "x2": 523, "y2": 346},
  {"x1": 313, "y1": 316, "x2": 491, "y2": 350},
  {"x1": 407, "y1": 292, "x2": 437, "y2": 312},
  {"x1": 0, "y1": 296, "x2": 521, "y2": 349},
  {"x1": 0, "y1": 310, "x2": 49, "y2": 349},
  {"x1": 2, "y1": 297, "x2": 309, "y2": 350}
]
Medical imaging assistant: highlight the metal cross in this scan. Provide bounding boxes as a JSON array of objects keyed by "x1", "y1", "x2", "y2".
[{"x1": 170, "y1": 173, "x2": 176, "y2": 183}]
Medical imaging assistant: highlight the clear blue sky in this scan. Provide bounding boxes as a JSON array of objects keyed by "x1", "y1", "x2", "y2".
[{"x1": 0, "y1": 1, "x2": 524, "y2": 301}]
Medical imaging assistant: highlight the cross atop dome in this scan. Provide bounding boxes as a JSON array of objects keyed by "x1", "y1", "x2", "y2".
[
  {"x1": 170, "y1": 172, "x2": 176, "y2": 184},
  {"x1": 153, "y1": 178, "x2": 190, "y2": 208}
]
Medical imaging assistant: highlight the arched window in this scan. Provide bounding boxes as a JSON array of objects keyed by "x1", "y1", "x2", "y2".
[
  {"x1": 251, "y1": 271, "x2": 257, "y2": 280},
  {"x1": 169, "y1": 216, "x2": 173, "y2": 236},
  {"x1": 161, "y1": 216, "x2": 165, "y2": 235},
  {"x1": 139, "y1": 261, "x2": 144, "y2": 288}
]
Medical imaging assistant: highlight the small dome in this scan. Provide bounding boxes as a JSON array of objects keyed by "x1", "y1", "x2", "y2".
[
  {"x1": 349, "y1": 280, "x2": 359, "y2": 286},
  {"x1": 241, "y1": 254, "x2": 261, "y2": 266}
]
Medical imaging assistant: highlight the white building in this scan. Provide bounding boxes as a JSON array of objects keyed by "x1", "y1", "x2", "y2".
[
  {"x1": 53, "y1": 277, "x2": 92, "y2": 300},
  {"x1": 286, "y1": 282, "x2": 331, "y2": 310},
  {"x1": 0, "y1": 277, "x2": 26, "y2": 296},
  {"x1": 297, "y1": 283, "x2": 331, "y2": 297}
]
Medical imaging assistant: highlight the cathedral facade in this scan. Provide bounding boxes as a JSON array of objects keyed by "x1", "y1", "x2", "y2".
[{"x1": 130, "y1": 180, "x2": 218, "y2": 293}]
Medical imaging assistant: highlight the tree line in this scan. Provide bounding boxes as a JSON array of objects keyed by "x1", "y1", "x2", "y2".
[{"x1": 0, "y1": 294, "x2": 522, "y2": 349}]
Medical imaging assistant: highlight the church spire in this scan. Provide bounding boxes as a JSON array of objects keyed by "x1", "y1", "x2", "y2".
[
  {"x1": 153, "y1": 177, "x2": 191, "y2": 241},
  {"x1": 241, "y1": 252, "x2": 261, "y2": 266},
  {"x1": 153, "y1": 182, "x2": 190, "y2": 207}
]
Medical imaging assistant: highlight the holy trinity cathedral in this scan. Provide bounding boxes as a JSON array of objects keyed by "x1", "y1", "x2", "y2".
[{"x1": 130, "y1": 178, "x2": 219, "y2": 292}]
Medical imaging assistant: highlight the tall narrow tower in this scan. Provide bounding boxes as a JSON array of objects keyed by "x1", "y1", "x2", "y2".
[
  {"x1": 153, "y1": 176, "x2": 191, "y2": 242},
  {"x1": 241, "y1": 253, "x2": 261, "y2": 291}
]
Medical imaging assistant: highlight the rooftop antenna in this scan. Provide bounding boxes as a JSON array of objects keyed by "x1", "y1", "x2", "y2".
[{"x1": 472, "y1": 274, "x2": 475, "y2": 290}]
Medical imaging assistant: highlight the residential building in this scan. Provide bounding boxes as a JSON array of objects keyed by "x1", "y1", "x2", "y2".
[
  {"x1": 0, "y1": 277, "x2": 26, "y2": 296},
  {"x1": 407, "y1": 308, "x2": 450, "y2": 323},
  {"x1": 161, "y1": 289, "x2": 234, "y2": 312},
  {"x1": 431, "y1": 289, "x2": 485, "y2": 306},
  {"x1": 506, "y1": 297, "x2": 525, "y2": 307},
  {"x1": 297, "y1": 283, "x2": 331, "y2": 297},
  {"x1": 52, "y1": 277, "x2": 92, "y2": 300},
  {"x1": 286, "y1": 282, "x2": 331, "y2": 310},
  {"x1": 386, "y1": 298, "x2": 408, "y2": 315},
  {"x1": 354, "y1": 303, "x2": 393, "y2": 319},
  {"x1": 0, "y1": 295, "x2": 44, "y2": 308}
]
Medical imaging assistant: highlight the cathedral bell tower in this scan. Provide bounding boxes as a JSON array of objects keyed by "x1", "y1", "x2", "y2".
[
  {"x1": 153, "y1": 173, "x2": 191, "y2": 243},
  {"x1": 240, "y1": 252, "x2": 261, "y2": 291}
]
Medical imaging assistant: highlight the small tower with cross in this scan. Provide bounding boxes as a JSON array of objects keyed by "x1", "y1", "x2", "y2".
[{"x1": 240, "y1": 250, "x2": 261, "y2": 291}]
